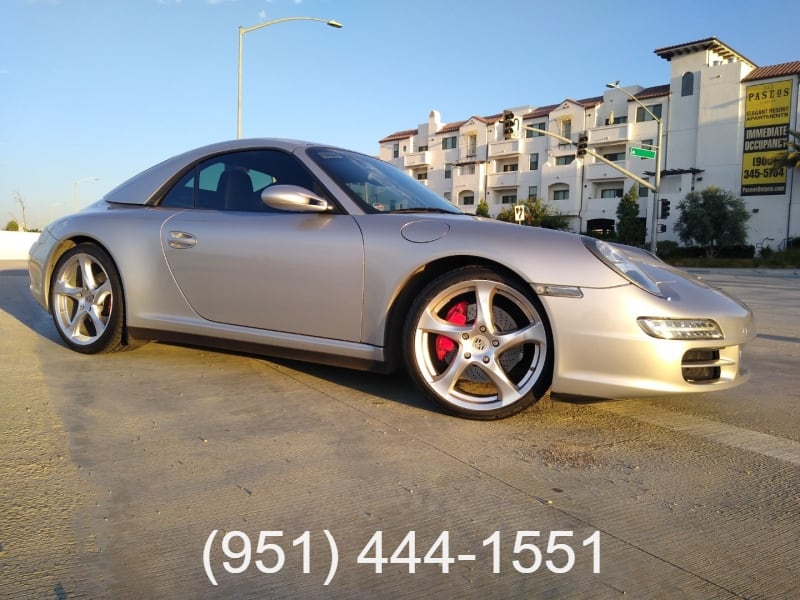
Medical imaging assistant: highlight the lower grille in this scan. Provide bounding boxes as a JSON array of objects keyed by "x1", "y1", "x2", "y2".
[{"x1": 682, "y1": 348, "x2": 721, "y2": 382}]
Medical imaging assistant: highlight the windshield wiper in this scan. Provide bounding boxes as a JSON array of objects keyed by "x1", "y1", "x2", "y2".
[{"x1": 388, "y1": 207, "x2": 461, "y2": 214}]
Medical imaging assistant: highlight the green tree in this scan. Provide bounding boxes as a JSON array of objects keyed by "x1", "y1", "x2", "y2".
[
  {"x1": 475, "y1": 198, "x2": 490, "y2": 217},
  {"x1": 5, "y1": 219, "x2": 19, "y2": 231},
  {"x1": 495, "y1": 197, "x2": 572, "y2": 231},
  {"x1": 673, "y1": 186, "x2": 750, "y2": 257},
  {"x1": 615, "y1": 185, "x2": 646, "y2": 246},
  {"x1": 774, "y1": 129, "x2": 800, "y2": 170}
]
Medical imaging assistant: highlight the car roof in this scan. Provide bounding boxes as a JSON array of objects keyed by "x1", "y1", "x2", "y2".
[{"x1": 102, "y1": 138, "x2": 318, "y2": 205}]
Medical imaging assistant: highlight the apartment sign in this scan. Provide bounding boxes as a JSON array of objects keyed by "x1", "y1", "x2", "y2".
[{"x1": 741, "y1": 79, "x2": 792, "y2": 196}]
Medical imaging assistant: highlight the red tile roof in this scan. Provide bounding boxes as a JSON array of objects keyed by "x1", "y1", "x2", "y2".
[
  {"x1": 631, "y1": 84, "x2": 671, "y2": 101},
  {"x1": 378, "y1": 129, "x2": 417, "y2": 143},
  {"x1": 654, "y1": 36, "x2": 756, "y2": 67},
  {"x1": 743, "y1": 61, "x2": 800, "y2": 82}
]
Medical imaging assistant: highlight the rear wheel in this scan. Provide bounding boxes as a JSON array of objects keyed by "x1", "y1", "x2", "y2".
[
  {"x1": 50, "y1": 243, "x2": 126, "y2": 354},
  {"x1": 404, "y1": 266, "x2": 553, "y2": 420}
]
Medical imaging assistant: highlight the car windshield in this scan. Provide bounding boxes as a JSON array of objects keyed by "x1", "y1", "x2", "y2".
[{"x1": 306, "y1": 146, "x2": 463, "y2": 214}]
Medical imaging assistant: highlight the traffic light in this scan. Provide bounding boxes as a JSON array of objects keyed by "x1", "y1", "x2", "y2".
[
  {"x1": 659, "y1": 198, "x2": 671, "y2": 219},
  {"x1": 576, "y1": 132, "x2": 588, "y2": 157},
  {"x1": 502, "y1": 110, "x2": 516, "y2": 140}
]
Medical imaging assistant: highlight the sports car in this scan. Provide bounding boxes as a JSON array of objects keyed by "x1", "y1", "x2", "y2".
[{"x1": 29, "y1": 139, "x2": 755, "y2": 419}]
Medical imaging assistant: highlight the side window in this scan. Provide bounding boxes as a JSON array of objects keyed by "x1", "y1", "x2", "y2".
[
  {"x1": 160, "y1": 169, "x2": 195, "y2": 208},
  {"x1": 159, "y1": 149, "x2": 322, "y2": 212}
]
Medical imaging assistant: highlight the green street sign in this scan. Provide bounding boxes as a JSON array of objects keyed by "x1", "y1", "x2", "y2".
[{"x1": 630, "y1": 146, "x2": 656, "y2": 159}]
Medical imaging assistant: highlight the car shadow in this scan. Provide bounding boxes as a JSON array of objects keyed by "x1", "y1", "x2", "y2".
[
  {"x1": 170, "y1": 341, "x2": 438, "y2": 416},
  {"x1": 0, "y1": 266, "x2": 65, "y2": 345},
  {"x1": 1, "y1": 262, "x2": 437, "y2": 415}
]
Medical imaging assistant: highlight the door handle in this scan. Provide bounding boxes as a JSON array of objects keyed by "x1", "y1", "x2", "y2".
[{"x1": 167, "y1": 231, "x2": 197, "y2": 249}]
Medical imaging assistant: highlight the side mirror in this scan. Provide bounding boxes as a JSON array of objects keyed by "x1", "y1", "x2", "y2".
[{"x1": 260, "y1": 185, "x2": 329, "y2": 213}]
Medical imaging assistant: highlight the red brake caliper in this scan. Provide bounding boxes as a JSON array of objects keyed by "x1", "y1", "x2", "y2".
[{"x1": 435, "y1": 300, "x2": 469, "y2": 361}]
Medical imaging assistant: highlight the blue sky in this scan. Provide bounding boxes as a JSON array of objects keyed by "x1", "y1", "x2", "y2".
[{"x1": 1, "y1": 0, "x2": 796, "y2": 228}]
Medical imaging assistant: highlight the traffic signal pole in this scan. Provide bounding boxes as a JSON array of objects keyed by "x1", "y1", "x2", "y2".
[
  {"x1": 520, "y1": 124, "x2": 656, "y2": 190},
  {"x1": 519, "y1": 123, "x2": 660, "y2": 253}
]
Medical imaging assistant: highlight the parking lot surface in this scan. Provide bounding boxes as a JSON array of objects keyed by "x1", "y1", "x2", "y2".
[{"x1": 1, "y1": 260, "x2": 798, "y2": 599}]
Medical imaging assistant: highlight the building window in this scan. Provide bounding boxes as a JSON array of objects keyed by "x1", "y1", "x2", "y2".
[
  {"x1": 443, "y1": 192, "x2": 451, "y2": 202},
  {"x1": 561, "y1": 119, "x2": 572, "y2": 139},
  {"x1": 555, "y1": 155, "x2": 575, "y2": 166},
  {"x1": 416, "y1": 171, "x2": 428, "y2": 181},
  {"x1": 600, "y1": 188, "x2": 623, "y2": 198},
  {"x1": 462, "y1": 195, "x2": 475, "y2": 206},
  {"x1": 442, "y1": 136, "x2": 457, "y2": 150},
  {"x1": 445, "y1": 164, "x2": 452, "y2": 179},
  {"x1": 466, "y1": 134, "x2": 477, "y2": 157},
  {"x1": 528, "y1": 186, "x2": 538, "y2": 199},
  {"x1": 502, "y1": 163, "x2": 518, "y2": 172},
  {"x1": 603, "y1": 152, "x2": 626, "y2": 162},
  {"x1": 636, "y1": 104, "x2": 662, "y2": 122},
  {"x1": 681, "y1": 72, "x2": 694, "y2": 97},
  {"x1": 417, "y1": 145, "x2": 428, "y2": 152},
  {"x1": 501, "y1": 194, "x2": 517, "y2": 204},
  {"x1": 553, "y1": 189, "x2": 569, "y2": 200},
  {"x1": 639, "y1": 185, "x2": 649, "y2": 197},
  {"x1": 587, "y1": 218, "x2": 615, "y2": 237},
  {"x1": 461, "y1": 164, "x2": 476, "y2": 175},
  {"x1": 392, "y1": 143, "x2": 399, "y2": 159},
  {"x1": 526, "y1": 122, "x2": 545, "y2": 137},
  {"x1": 529, "y1": 153, "x2": 539, "y2": 170}
]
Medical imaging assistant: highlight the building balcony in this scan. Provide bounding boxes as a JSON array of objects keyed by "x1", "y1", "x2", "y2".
[
  {"x1": 487, "y1": 172, "x2": 519, "y2": 188},
  {"x1": 404, "y1": 151, "x2": 431, "y2": 167},
  {"x1": 590, "y1": 123, "x2": 630, "y2": 145},
  {"x1": 583, "y1": 160, "x2": 633, "y2": 182},
  {"x1": 454, "y1": 151, "x2": 482, "y2": 165},
  {"x1": 488, "y1": 139, "x2": 520, "y2": 157}
]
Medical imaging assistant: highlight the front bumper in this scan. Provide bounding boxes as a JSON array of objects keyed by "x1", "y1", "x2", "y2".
[{"x1": 543, "y1": 282, "x2": 755, "y2": 399}]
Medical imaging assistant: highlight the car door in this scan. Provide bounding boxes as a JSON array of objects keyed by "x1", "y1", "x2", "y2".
[{"x1": 160, "y1": 149, "x2": 364, "y2": 342}]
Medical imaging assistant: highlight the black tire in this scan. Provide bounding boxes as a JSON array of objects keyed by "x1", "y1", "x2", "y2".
[
  {"x1": 50, "y1": 243, "x2": 126, "y2": 354},
  {"x1": 403, "y1": 266, "x2": 553, "y2": 420}
]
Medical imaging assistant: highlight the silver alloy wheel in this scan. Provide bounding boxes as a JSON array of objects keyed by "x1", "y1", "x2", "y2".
[
  {"x1": 52, "y1": 251, "x2": 114, "y2": 347},
  {"x1": 411, "y1": 277, "x2": 549, "y2": 414}
]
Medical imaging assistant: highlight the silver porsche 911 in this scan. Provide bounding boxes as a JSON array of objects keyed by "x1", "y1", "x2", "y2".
[{"x1": 29, "y1": 139, "x2": 755, "y2": 419}]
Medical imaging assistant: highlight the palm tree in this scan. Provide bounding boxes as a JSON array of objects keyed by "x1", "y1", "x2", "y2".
[{"x1": 775, "y1": 129, "x2": 800, "y2": 170}]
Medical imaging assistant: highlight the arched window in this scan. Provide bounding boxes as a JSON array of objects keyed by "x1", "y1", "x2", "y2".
[{"x1": 681, "y1": 72, "x2": 694, "y2": 97}]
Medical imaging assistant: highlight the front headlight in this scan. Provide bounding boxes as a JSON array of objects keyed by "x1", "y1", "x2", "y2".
[
  {"x1": 637, "y1": 317, "x2": 724, "y2": 340},
  {"x1": 582, "y1": 237, "x2": 663, "y2": 297}
]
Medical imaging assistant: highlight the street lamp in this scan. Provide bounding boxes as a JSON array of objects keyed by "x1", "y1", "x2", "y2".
[
  {"x1": 606, "y1": 81, "x2": 663, "y2": 254},
  {"x1": 73, "y1": 177, "x2": 100, "y2": 212},
  {"x1": 237, "y1": 17, "x2": 343, "y2": 139}
]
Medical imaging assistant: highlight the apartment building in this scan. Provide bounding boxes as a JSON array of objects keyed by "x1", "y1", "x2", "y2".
[{"x1": 378, "y1": 37, "x2": 800, "y2": 250}]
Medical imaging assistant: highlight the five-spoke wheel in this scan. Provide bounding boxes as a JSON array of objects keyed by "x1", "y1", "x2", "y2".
[
  {"x1": 50, "y1": 244, "x2": 125, "y2": 354},
  {"x1": 404, "y1": 267, "x2": 552, "y2": 419}
]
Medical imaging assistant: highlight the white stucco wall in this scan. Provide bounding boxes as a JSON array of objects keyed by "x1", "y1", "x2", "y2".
[{"x1": 0, "y1": 231, "x2": 40, "y2": 260}]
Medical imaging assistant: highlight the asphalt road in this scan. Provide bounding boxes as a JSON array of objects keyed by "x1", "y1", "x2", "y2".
[{"x1": 1, "y1": 260, "x2": 798, "y2": 599}]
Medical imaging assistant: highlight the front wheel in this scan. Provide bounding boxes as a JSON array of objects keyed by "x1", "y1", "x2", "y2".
[
  {"x1": 404, "y1": 267, "x2": 553, "y2": 420},
  {"x1": 50, "y1": 243, "x2": 126, "y2": 354}
]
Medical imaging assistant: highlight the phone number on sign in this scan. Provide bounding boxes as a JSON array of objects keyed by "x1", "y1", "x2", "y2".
[{"x1": 202, "y1": 529, "x2": 601, "y2": 586}]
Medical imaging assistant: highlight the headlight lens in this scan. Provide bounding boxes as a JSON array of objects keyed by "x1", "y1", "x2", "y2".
[
  {"x1": 637, "y1": 317, "x2": 724, "y2": 340},
  {"x1": 582, "y1": 237, "x2": 663, "y2": 297}
]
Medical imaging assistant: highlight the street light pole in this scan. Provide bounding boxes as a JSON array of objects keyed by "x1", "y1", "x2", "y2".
[
  {"x1": 73, "y1": 177, "x2": 100, "y2": 212},
  {"x1": 606, "y1": 81, "x2": 663, "y2": 254},
  {"x1": 237, "y1": 16, "x2": 342, "y2": 139}
]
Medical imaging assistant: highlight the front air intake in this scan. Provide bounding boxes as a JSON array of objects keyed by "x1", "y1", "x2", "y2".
[{"x1": 682, "y1": 348, "x2": 721, "y2": 382}]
